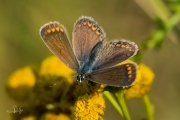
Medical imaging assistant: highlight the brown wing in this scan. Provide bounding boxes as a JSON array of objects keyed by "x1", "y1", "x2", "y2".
[
  {"x1": 40, "y1": 21, "x2": 79, "y2": 71},
  {"x1": 92, "y1": 39, "x2": 138, "y2": 71},
  {"x1": 72, "y1": 16, "x2": 106, "y2": 65},
  {"x1": 86, "y1": 62, "x2": 138, "y2": 87}
]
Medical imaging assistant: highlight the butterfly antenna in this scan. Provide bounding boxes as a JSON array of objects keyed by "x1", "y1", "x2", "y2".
[
  {"x1": 49, "y1": 78, "x2": 65, "y2": 87},
  {"x1": 49, "y1": 74, "x2": 77, "y2": 87},
  {"x1": 71, "y1": 74, "x2": 77, "y2": 79}
]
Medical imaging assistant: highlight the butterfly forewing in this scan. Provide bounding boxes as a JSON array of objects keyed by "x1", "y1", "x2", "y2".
[
  {"x1": 92, "y1": 40, "x2": 138, "y2": 71},
  {"x1": 87, "y1": 62, "x2": 138, "y2": 87},
  {"x1": 40, "y1": 22, "x2": 79, "y2": 71},
  {"x1": 73, "y1": 16, "x2": 106, "y2": 65}
]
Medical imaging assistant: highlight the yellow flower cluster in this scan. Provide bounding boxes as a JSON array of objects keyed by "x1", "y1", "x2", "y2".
[
  {"x1": 42, "y1": 113, "x2": 71, "y2": 120},
  {"x1": 21, "y1": 116, "x2": 36, "y2": 120},
  {"x1": 5, "y1": 56, "x2": 80, "y2": 120},
  {"x1": 21, "y1": 113, "x2": 71, "y2": 120},
  {"x1": 72, "y1": 92, "x2": 105, "y2": 120},
  {"x1": 6, "y1": 55, "x2": 107, "y2": 120},
  {"x1": 7, "y1": 66, "x2": 36, "y2": 88},
  {"x1": 124, "y1": 63, "x2": 155, "y2": 99},
  {"x1": 6, "y1": 66, "x2": 36, "y2": 102},
  {"x1": 40, "y1": 56, "x2": 74, "y2": 84}
]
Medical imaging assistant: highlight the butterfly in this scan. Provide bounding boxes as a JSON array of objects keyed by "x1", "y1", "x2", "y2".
[{"x1": 39, "y1": 16, "x2": 138, "y2": 87}]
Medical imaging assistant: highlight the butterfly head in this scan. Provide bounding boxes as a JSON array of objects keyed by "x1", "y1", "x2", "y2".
[{"x1": 77, "y1": 73, "x2": 85, "y2": 83}]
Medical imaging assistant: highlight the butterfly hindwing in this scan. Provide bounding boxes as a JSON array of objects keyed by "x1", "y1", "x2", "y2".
[{"x1": 86, "y1": 62, "x2": 138, "y2": 87}]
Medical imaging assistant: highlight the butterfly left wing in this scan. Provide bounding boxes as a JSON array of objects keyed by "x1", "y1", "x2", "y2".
[
  {"x1": 92, "y1": 39, "x2": 138, "y2": 71},
  {"x1": 40, "y1": 21, "x2": 79, "y2": 71},
  {"x1": 86, "y1": 62, "x2": 138, "y2": 87}
]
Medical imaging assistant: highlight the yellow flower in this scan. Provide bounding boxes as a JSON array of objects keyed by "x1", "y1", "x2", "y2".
[
  {"x1": 72, "y1": 92, "x2": 105, "y2": 120},
  {"x1": 39, "y1": 56, "x2": 74, "y2": 84},
  {"x1": 6, "y1": 66, "x2": 36, "y2": 102},
  {"x1": 124, "y1": 63, "x2": 155, "y2": 99},
  {"x1": 42, "y1": 113, "x2": 70, "y2": 120},
  {"x1": 7, "y1": 66, "x2": 36, "y2": 88},
  {"x1": 21, "y1": 116, "x2": 36, "y2": 120}
]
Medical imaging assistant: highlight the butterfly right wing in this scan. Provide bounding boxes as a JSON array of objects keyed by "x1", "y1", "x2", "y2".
[
  {"x1": 40, "y1": 21, "x2": 79, "y2": 71},
  {"x1": 72, "y1": 16, "x2": 106, "y2": 65},
  {"x1": 92, "y1": 39, "x2": 138, "y2": 71}
]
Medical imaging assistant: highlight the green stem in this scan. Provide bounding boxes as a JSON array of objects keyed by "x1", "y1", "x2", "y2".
[
  {"x1": 99, "y1": 116, "x2": 104, "y2": 120},
  {"x1": 166, "y1": 12, "x2": 180, "y2": 31},
  {"x1": 143, "y1": 94, "x2": 154, "y2": 120},
  {"x1": 103, "y1": 91, "x2": 123, "y2": 117},
  {"x1": 134, "y1": 0, "x2": 170, "y2": 21},
  {"x1": 150, "y1": 0, "x2": 170, "y2": 21},
  {"x1": 114, "y1": 89, "x2": 131, "y2": 120}
]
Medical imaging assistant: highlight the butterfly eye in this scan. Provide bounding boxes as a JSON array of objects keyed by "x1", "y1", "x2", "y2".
[{"x1": 77, "y1": 74, "x2": 85, "y2": 83}]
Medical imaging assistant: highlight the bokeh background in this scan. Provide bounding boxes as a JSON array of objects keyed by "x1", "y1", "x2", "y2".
[{"x1": 1, "y1": 0, "x2": 180, "y2": 120}]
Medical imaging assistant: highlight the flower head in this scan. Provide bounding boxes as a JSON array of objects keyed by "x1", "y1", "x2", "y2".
[
  {"x1": 72, "y1": 92, "x2": 105, "y2": 120},
  {"x1": 21, "y1": 116, "x2": 36, "y2": 120},
  {"x1": 41, "y1": 113, "x2": 71, "y2": 120},
  {"x1": 6, "y1": 66, "x2": 36, "y2": 102},
  {"x1": 31, "y1": 56, "x2": 76, "y2": 107},
  {"x1": 39, "y1": 56, "x2": 74, "y2": 84},
  {"x1": 7, "y1": 66, "x2": 36, "y2": 88}
]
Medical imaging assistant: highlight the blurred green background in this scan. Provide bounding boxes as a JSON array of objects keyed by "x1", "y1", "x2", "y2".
[{"x1": 1, "y1": 0, "x2": 180, "y2": 120}]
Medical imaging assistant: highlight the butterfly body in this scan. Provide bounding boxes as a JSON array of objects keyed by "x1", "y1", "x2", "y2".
[{"x1": 40, "y1": 16, "x2": 138, "y2": 87}]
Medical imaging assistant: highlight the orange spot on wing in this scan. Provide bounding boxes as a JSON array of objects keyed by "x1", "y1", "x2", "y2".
[
  {"x1": 51, "y1": 28, "x2": 55, "y2": 32},
  {"x1": 83, "y1": 21, "x2": 87, "y2": 25},
  {"x1": 109, "y1": 44, "x2": 114, "y2": 47},
  {"x1": 116, "y1": 43, "x2": 121, "y2": 47},
  {"x1": 121, "y1": 45, "x2": 125, "y2": 48},
  {"x1": 47, "y1": 29, "x2": 51, "y2": 34},
  {"x1": 128, "y1": 70, "x2": 132, "y2": 75},
  {"x1": 55, "y1": 27, "x2": 60, "y2": 31},
  {"x1": 88, "y1": 22, "x2": 92, "y2": 27},
  {"x1": 60, "y1": 28, "x2": 64, "y2": 32},
  {"x1": 96, "y1": 30, "x2": 101, "y2": 35},
  {"x1": 128, "y1": 75, "x2": 132, "y2": 78},
  {"x1": 92, "y1": 26, "x2": 97, "y2": 31},
  {"x1": 77, "y1": 24, "x2": 81, "y2": 28},
  {"x1": 127, "y1": 67, "x2": 131, "y2": 71}
]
